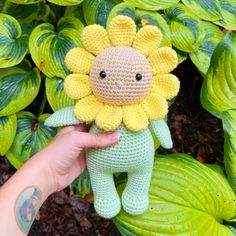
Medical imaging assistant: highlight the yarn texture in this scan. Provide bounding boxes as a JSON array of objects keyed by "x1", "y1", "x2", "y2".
[
  {"x1": 45, "y1": 15, "x2": 180, "y2": 219},
  {"x1": 63, "y1": 15, "x2": 179, "y2": 132}
]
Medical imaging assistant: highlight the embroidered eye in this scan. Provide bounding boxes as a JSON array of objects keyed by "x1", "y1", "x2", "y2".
[
  {"x1": 136, "y1": 73, "x2": 142, "y2": 81},
  {"x1": 99, "y1": 70, "x2": 107, "y2": 79}
]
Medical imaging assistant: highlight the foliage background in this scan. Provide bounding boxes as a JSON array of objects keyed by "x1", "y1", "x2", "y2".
[{"x1": 0, "y1": 0, "x2": 236, "y2": 235}]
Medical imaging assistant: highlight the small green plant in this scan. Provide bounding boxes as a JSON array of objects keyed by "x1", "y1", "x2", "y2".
[{"x1": 0, "y1": 0, "x2": 236, "y2": 235}]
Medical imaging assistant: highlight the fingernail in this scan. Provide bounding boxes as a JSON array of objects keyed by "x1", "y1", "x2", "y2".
[{"x1": 107, "y1": 132, "x2": 120, "y2": 142}]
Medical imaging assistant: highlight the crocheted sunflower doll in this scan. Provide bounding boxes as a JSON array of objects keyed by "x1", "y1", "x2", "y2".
[{"x1": 45, "y1": 15, "x2": 180, "y2": 219}]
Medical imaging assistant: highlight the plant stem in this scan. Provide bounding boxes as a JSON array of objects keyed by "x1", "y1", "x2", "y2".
[{"x1": 37, "y1": 92, "x2": 47, "y2": 119}]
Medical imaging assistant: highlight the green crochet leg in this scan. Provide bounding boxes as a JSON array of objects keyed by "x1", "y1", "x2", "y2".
[
  {"x1": 149, "y1": 119, "x2": 173, "y2": 149},
  {"x1": 89, "y1": 168, "x2": 121, "y2": 219},
  {"x1": 122, "y1": 163, "x2": 153, "y2": 215}
]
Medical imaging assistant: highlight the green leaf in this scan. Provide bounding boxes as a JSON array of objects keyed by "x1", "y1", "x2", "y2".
[
  {"x1": 223, "y1": 110, "x2": 236, "y2": 193},
  {"x1": 6, "y1": 112, "x2": 58, "y2": 169},
  {"x1": 47, "y1": 0, "x2": 84, "y2": 6},
  {"x1": 83, "y1": 0, "x2": 117, "y2": 27},
  {"x1": 204, "y1": 163, "x2": 226, "y2": 177},
  {"x1": 114, "y1": 154, "x2": 236, "y2": 235},
  {"x1": 200, "y1": 32, "x2": 236, "y2": 118},
  {"x1": 73, "y1": 170, "x2": 92, "y2": 198},
  {"x1": 124, "y1": 0, "x2": 180, "y2": 11},
  {"x1": 106, "y1": 2, "x2": 135, "y2": 26},
  {"x1": 8, "y1": 0, "x2": 43, "y2": 3},
  {"x1": 0, "y1": 114, "x2": 17, "y2": 156},
  {"x1": 64, "y1": 5, "x2": 86, "y2": 25},
  {"x1": 29, "y1": 16, "x2": 84, "y2": 79},
  {"x1": 16, "y1": 59, "x2": 32, "y2": 71},
  {"x1": 0, "y1": 67, "x2": 41, "y2": 116},
  {"x1": 190, "y1": 21, "x2": 224, "y2": 75},
  {"x1": 135, "y1": 10, "x2": 172, "y2": 47},
  {"x1": 46, "y1": 77, "x2": 75, "y2": 111},
  {"x1": 182, "y1": 0, "x2": 222, "y2": 21},
  {"x1": 47, "y1": 4, "x2": 64, "y2": 21},
  {"x1": 214, "y1": 0, "x2": 236, "y2": 30},
  {"x1": 0, "y1": 13, "x2": 28, "y2": 68},
  {"x1": 0, "y1": 0, "x2": 6, "y2": 8},
  {"x1": 21, "y1": 23, "x2": 34, "y2": 36},
  {"x1": 2, "y1": 1, "x2": 51, "y2": 24},
  {"x1": 175, "y1": 48, "x2": 187, "y2": 64},
  {"x1": 164, "y1": 3, "x2": 205, "y2": 52}
]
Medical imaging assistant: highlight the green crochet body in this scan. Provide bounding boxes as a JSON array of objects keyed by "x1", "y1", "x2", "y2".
[
  {"x1": 87, "y1": 123, "x2": 155, "y2": 218},
  {"x1": 45, "y1": 106, "x2": 173, "y2": 218}
]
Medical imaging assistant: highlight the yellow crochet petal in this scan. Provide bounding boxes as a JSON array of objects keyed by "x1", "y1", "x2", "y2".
[
  {"x1": 65, "y1": 48, "x2": 94, "y2": 74},
  {"x1": 95, "y1": 105, "x2": 122, "y2": 131},
  {"x1": 148, "y1": 47, "x2": 178, "y2": 75},
  {"x1": 152, "y1": 74, "x2": 180, "y2": 99},
  {"x1": 141, "y1": 93, "x2": 168, "y2": 120},
  {"x1": 133, "y1": 25, "x2": 162, "y2": 57},
  {"x1": 74, "y1": 95, "x2": 103, "y2": 123},
  {"x1": 123, "y1": 104, "x2": 148, "y2": 132},
  {"x1": 81, "y1": 25, "x2": 111, "y2": 55},
  {"x1": 108, "y1": 15, "x2": 136, "y2": 46},
  {"x1": 64, "y1": 74, "x2": 92, "y2": 99}
]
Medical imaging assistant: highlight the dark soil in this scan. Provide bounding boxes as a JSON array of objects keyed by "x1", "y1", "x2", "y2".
[{"x1": 0, "y1": 59, "x2": 224, "y2": 235}]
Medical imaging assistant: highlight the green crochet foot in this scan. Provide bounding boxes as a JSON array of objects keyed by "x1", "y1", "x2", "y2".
[
  {"x1": 89, "y1": 169, "x2": 121, "y2": 219},
  {"x1": 122, "y1": 191, "x2": 149, "y2": 215},
  {"x1": 94, "y1": 194, "x2": 121, "y2": 219},
  {"x1": 121, "y1": 168, "x2": 153, "y2": 215}
]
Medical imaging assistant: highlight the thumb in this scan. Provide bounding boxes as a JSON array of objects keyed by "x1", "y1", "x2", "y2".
[{"x1": 72, "y1": 131, "x2": 120, "y2": 148}]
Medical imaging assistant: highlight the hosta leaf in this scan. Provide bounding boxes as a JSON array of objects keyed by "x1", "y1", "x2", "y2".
[
  {"x1": 107, "y1": 2, "x2": 135, "y2": 26},
  {"x1": 73, "y1": 170, "x2": 92, "y2": 198},
  {"x1": 124, "y1": 0, "x2": 180, "y2": 11},
  {"x1": 190, "y1": 22, "x2": 224, "y2": 75},
  {"x1": 16, "y1": 59, "x2": 32, "y2": 71},
  {"x1": 64, "y1": 5, "x2": 86, "y2": 25},
  {"x1": 83, "y1": 0, "x2": 117, "y2": 27},
  {"x1": 164, "y1": 3, "x2": 205, "y2": 52},
  {"x1": 201, "y1": 32, "x2": 236, "y2": 118},
  {"x1": 47, "y1": 0, "x2": 84, "y2": 6},
  {"x1": 8, "y1": 0, "x2": 42, "y2": 4},
  {"x1": 29, "y1": 16, "x2": 84, "y2": 79},
  {"x1": 0, "y1": 114, "x2": 17, "y2": 156},
  {"x1": 0, "y1": 0, "x2": 6, "y2": 7},
  {"x1": 175, "y1": 48, "x2": 187, "y2": 64},
  {"x1": 0, "y1": 67, "x2": 41, "y2": 116},
  {"x1": 21, "y1": 23, "x2": 34, "y2": 36},
  {"x1": 182, "y1": 0, "x2": 222, "y2": 21},
  {"x1": 223, "y1": 110, "x2": 236, "y2": 193},
  {"x1": 6, "y1": 112, "x2": 58, "y2": 169},
  {"x1": 114, "y1": 154, "x2": 236, "y2": 235},
  {"x1": 2, "y1": 1, "x2": 50, "y2": 24},
  {"x1": 214, "y1": 0, "x2": 236, "y2": 30},
  {"x1": 48, "y1": 4, "x2": 64, "y2": 21},
  {"x1": 0, "y1": 13, "x2": 28, "y2": 68},
  {"x1": 46, "y1": 77, "x2": 75, "y2": 112},
  {"x1": 135, "y1": 9, "x2": 172, "y2": 47},
  {"x1": 205, "y1": 163, "x2": 226, "y2": 177}
]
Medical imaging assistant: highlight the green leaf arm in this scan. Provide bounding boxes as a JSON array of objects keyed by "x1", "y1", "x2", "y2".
[
  {"x1": 44, "y1": 106, "x2": 81, "y2": 127},
  {"x1": 149, "y1": 119, "x2": 173, "y2": 149}
]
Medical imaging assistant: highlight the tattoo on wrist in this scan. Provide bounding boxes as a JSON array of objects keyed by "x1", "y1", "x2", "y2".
[{"x1": 15, "y1": 186, "x2": 42, "y2": 233}]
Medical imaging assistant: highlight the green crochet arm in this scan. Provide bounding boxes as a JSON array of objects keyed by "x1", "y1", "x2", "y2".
[
  {"x1": 149, "y1": 119, "x2": 173, "y2": 149},
  {"x1": 44, "y1": 106, "x2": 81, "y2": 127}
]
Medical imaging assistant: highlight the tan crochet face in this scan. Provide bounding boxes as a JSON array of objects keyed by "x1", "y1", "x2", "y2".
[{"x1": 90, "y1": 46, "x2": 153, "y2": 105}]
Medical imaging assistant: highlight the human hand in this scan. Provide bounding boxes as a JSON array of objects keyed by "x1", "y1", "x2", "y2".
[{"x1": 38, "y1": 124, "x2": 120, "y2": 193}]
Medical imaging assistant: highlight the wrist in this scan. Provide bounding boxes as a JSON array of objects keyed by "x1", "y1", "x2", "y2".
[{"x1": 24, "y1": 152, "x2": 56, "y2": 197}]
